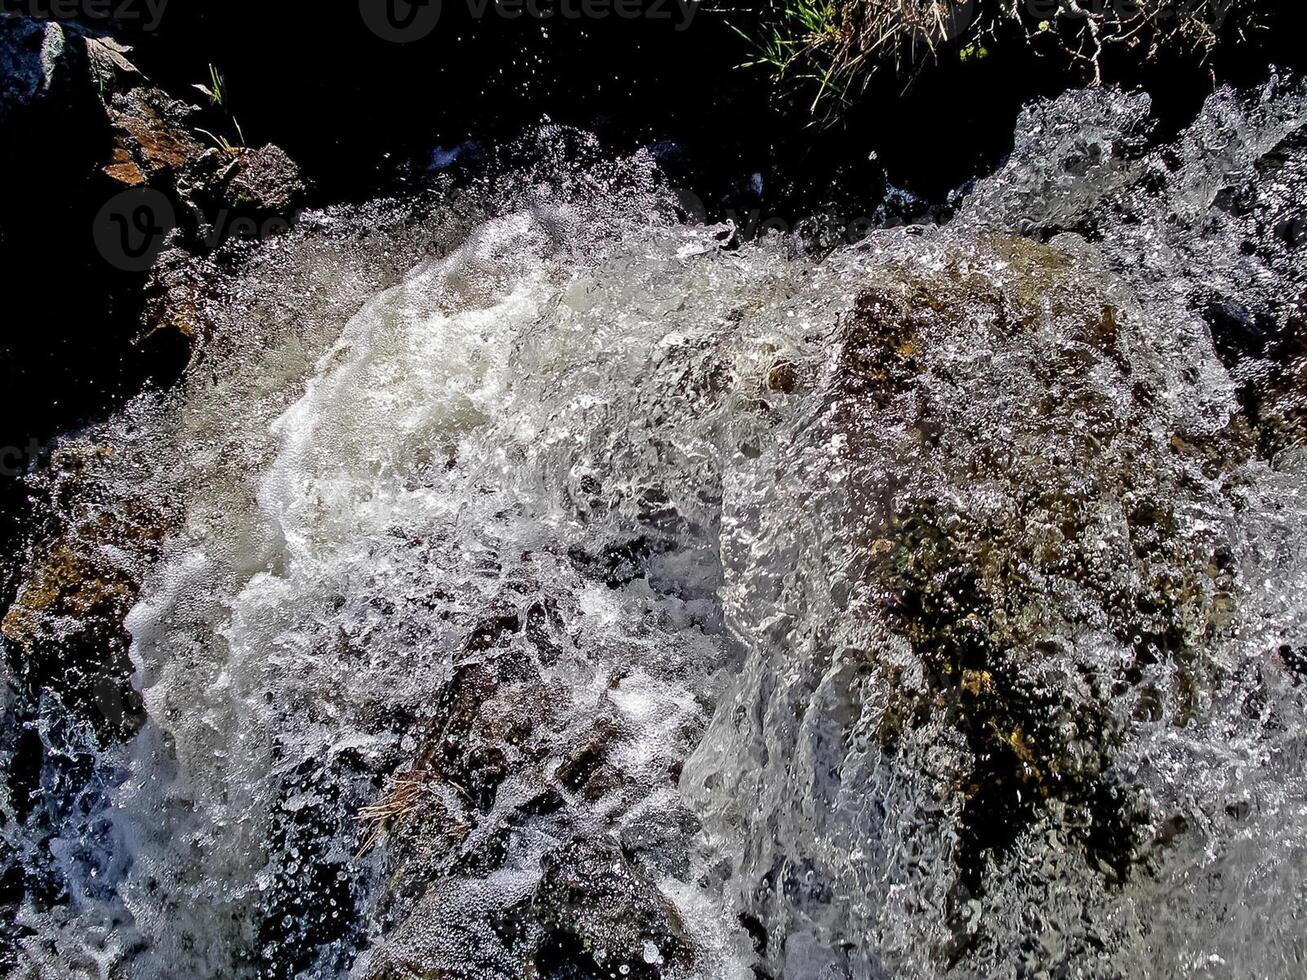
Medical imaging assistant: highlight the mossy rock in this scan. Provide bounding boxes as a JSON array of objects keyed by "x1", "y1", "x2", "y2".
[
  {"x1": 2, "y1": 444, "x2": 174, "y2": 741},
  {"x1": 529, "y1": 836, "x2": 694, "y2": 979},
  {"x1": 808, "y1": 233, "x2": 1239, "y2": 894},
  {"x1": 1229, "y1": 290, "x2": 1307, "y2": 457}
]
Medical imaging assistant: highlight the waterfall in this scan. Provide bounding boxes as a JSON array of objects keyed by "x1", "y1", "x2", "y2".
[{"x1": 5, "y1": 82, "x2": 1307, "y2": 978}]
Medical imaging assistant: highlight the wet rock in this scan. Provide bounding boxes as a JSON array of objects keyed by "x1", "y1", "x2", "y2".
[
  {"x1": 962, "y1": 84, "x2": 1307, "y2": 462},
  {"x1": 140, "y1": 246, "x2": 228, "y2": 345},
  {"x1": 1, "y1": 13, "x2": 305, "y2": 268},
  {"x1": 82, "y1": 34, "x2": 141, "y2": 88},
  {"x1": 254, "y1": 753, "x2": 373, "y2": 980},
  {"x1": 357, "y1": 561, "x2": 708, "y2": 978},
  {"x1": 619, "y1": 804, "x2": 701, "y2": 879},
  {"x1": 102, "y1": 83, "x2": 306, "y2": 268},
  {"x1": 218, "y1": 143, "x2": 306, "y2": 215},
  {"x1": 0, "y1": 17, "x2": 140, "y2": 128},
  {"x1": 105, "y1": 85, "x2": 207, "y2": 186},
  {"x1": 530, "y1": 836, "x2": 693, "y2": 979},
  {"x1": 1218, "y1": 290, "x2": 1307, "y2": 455},
  {"x1": 1, "y1": 442, "x2": 176, "y2": 742},
  {"x1": 366, "y1": 596, "x2": 566, "y2": 904},
  {"x1": 843, "y1": 238, "x2": 1236, "y2": 871},
  {"x1": 686, "y1": 230, "x2": 1248, "y2": 977},
  {"x1": 1, "y1": 18, "x2": 152, "y2": 160},
  {"x1": 0, "y1": 15, "x2": 73, "y2": 123},
  {"x1": 0, "y1": 17, "x2": 111, "y2": 198},
  {"x1": 0, "y1": 12, "x2": 310, "y2": 453},
  {"x1": 555, "y1": 715, "x2": 621, "y2": 794}
]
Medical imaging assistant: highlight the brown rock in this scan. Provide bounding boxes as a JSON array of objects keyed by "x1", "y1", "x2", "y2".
[
  {"x1": 219, "y1": 143, "x2": 306, "y2": 214},
  {"x1": 2, "y1": 443, "x2": 176, "y2": 741},
  {"x1": 103, "y1": 144, "x2": 147, "y2": 186},
  {"x1": 107, "y1": 86, "x2": 207, "y2": 181}
]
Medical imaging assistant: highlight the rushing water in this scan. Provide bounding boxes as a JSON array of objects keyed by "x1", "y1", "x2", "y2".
[{"x1": 4, "y1": 81, "x2": 1307, "y2": 979}]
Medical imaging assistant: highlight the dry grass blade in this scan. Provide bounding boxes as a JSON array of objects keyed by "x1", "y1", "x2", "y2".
[
  {"x1": 729, "y1": 0, "x2": 1263, "y2": 122},
  {"x1": 355, "y1": 770, "x2": 437, "y2": 858}
]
